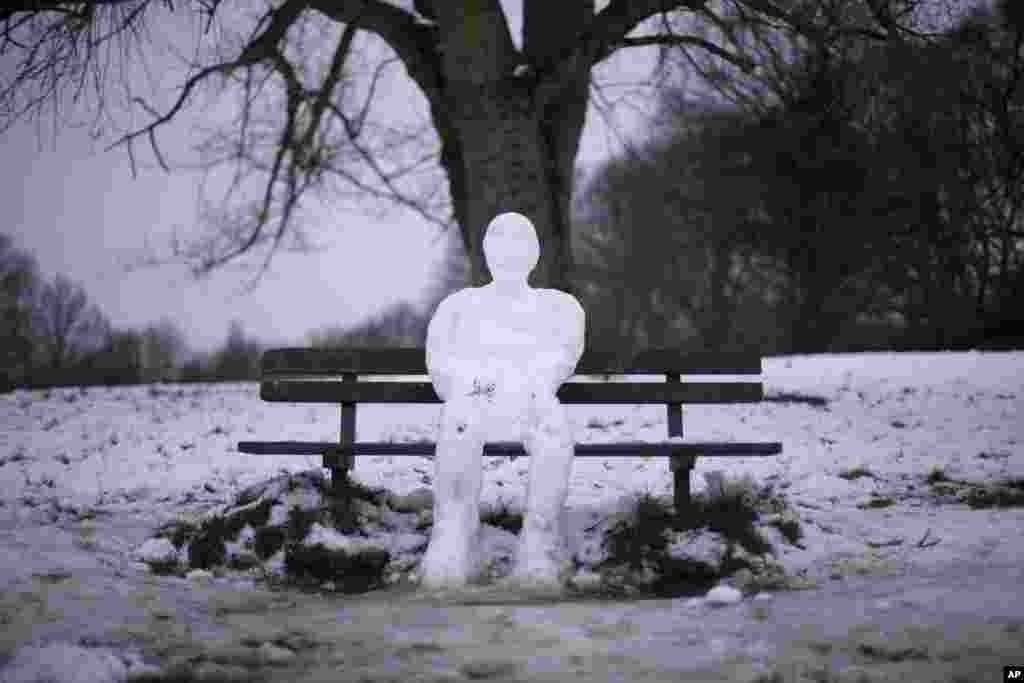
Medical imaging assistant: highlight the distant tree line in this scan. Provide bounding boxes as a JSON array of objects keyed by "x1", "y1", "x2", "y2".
[
  {"x1": 570, "y1": 1, "x2": 1024, "y2": 355},
  {"x1": 0, "y1": 235, "x2": 260, "y2": 391},
  {"x1": 0, "y1": 218, "x2": 470, "y2": 391}
]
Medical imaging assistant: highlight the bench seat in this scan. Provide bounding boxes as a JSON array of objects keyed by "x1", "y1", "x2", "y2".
[
  {"x1": 238, "y1": 440, "x2": 782, "y2": 459},
  {"x1": 238, "y1": 347, "x2": 783, "y2": 512}
]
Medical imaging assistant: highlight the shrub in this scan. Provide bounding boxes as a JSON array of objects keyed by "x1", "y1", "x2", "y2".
[{"x1": 481, "y1": 499, "x2": 524, "y2": 534}]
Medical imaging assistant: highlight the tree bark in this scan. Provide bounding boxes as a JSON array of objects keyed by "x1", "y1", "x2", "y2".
[
  {"x1": 427, "y1": 1, "x2": 591, "y2": 293},
  {"x1": 445, "y1": 80, "x2": 566, "y2": 289}
]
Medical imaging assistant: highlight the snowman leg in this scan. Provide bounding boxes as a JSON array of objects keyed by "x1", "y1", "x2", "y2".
[
  {"x1": 419, "y1": 396, "x2": 485, "y2": 589},
  {"x1": 511, "y1": 394, "x2": 574, "y2": 590}
]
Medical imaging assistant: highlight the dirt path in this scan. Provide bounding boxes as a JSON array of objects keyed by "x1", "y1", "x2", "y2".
[
  {"x1": 1, "y1": 507, "x2": 1022, "y2": 683},
  {"x1": 187, "y1": 561, "x2": 1024, "y2": 683}
]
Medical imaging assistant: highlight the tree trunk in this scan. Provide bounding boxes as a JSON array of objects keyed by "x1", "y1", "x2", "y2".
[
  {"x1": 429, "y1": 1, "x2": 591, "y2": 294},
  {"x1": 447, "y1": 82, "x2": 564, "y2": 289}
]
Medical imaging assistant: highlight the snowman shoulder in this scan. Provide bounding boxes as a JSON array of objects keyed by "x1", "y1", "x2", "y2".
[
  {"x1": 427, "y1": 289, "x2": 478, "y2": 344},
  {"x1": 434, "y1": 287, "x2": 480, "y2": 316}
]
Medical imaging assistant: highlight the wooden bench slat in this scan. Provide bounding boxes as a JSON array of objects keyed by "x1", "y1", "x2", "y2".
[
  {"x1": 244, "y1": 346, "x2": 783, "y2": 511},
  {"x1": 264, "y1": 348, "x2": 425, "y2": 375},
  {"x1": 238, "y1": 440, "x2": 783, "y2": 457},
  {"x1": 259, "y1": 380, "x2": 765, "y2": 404},
  {"x1": 262, "y1": 347, "x2": 763, "y2": 376}
]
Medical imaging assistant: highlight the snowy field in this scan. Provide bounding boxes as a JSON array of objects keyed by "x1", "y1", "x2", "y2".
[{"x1": 1, "y1": 351, "x2": 1022, "y2": 681}]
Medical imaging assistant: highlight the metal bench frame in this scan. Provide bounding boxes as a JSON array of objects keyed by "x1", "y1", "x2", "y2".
[{"x1": 238, "y1": 347, "x2": 782, "y2": 513}]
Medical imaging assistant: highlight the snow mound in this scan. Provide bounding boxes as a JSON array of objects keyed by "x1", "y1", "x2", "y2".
[
  {"x1": 131, "y1": 468, "x2": 797, "y2": 599},
  {"x1": 705, "y1": 584, "x2": 744, "y2": 606},
  {"x1": 132, "y1": 537, "x2": 178, "y2": 564},
  {"x1": 305, "y1": 522, "x2": 387, "y2": 554}
]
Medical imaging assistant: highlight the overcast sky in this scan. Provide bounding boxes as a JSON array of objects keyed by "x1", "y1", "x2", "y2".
[{"x1": 1, "y1": 1, "x2": 666, "y2": 355}]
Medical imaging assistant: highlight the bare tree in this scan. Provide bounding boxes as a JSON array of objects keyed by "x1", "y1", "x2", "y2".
[
  {"x1": 572, "y1": 147, "x2": 681, "y2": 352},
  {"x1": 140, "y1": 317, "x2": 189, "y2": 381},
  {"x1": 830, "y1": 2, "x2": 1024, "y2": 348},
  {"x1": 0, "y1": 233, "x2": 42, "y2": 389},
  {"x1": 307, "y1": 300, "x2": 428, "y2": 348},
  {"x1": 1, "y1": 0, "x2": 932, "y2": 300},
  {"x1": 645, "y1": 1, "x2": 1016, "y2": 353},
  {"x1": 212, "y1": 319, "x2": 262, "y2": 380},
  {"x1": 941, "y1": 1, "x2": 1024, "y2": 344},
  {"x1": 180, "y1": 349, "x2": 216, "y2": 383},
  {"x1": 80, "y1": 327, "x2": 145, "y2": 385},
  {"x1": 32, "y1": 273, "x2": 110, "y2": 375},
  {"x1": 574, "y1": 102, "x2": 786, "y2": 353}
]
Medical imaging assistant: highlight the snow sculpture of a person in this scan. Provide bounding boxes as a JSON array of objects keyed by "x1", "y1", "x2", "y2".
[{"x1": 419, "y1": 211, "x2": 586, "y2": 592}]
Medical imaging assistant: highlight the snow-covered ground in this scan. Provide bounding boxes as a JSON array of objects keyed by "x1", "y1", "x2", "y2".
[{"x1": 1, "y1": 352, "x2": 1022, "y2": 682}]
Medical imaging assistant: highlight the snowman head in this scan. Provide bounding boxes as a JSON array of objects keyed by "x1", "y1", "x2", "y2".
[{"x1": 483, "y1": 212, "x2": 539, "y2": 284}]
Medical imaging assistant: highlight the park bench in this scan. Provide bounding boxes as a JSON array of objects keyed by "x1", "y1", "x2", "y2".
[{"x1": 238, "y1": 347, "x2": 782, "y2": 514}]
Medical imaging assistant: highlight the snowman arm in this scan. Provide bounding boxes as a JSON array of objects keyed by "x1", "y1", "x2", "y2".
[
  {"x1": 426, "y1": 290, "x2": 473, "y2": 401},
  {"x1": 534, "y1": 292, "x2": 586, "y2": 386}
]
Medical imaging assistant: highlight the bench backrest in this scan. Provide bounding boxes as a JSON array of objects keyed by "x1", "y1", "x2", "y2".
[{"x1": 259, "y1": 347, "x2": 765, "y2": 405}]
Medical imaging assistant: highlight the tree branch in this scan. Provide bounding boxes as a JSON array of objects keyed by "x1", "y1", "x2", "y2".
[
  {"x1": 0, "y1": 0, "x2": 137, "y2": 24},
  {"x1": 587, "y1": 0, "x2": 708, "y2": 58},
  {"x1": 307, "y1": 0, "x2": 443, "y2": 105},
  {"x1": 102, "y1": 0, "x2": 309, "y2": 175},
  {"x1": 533, "y1": 0, "x2": 704, "y2": 112},
  {"x1": 236, "y1": 0, "x2": 309, "y2": 68},
  {"x1": 601, "y1": 34, "x2": 758, "y2": 72},
  {"x1": 296, "y1": 5, "x2": 362, "y2": 164}
]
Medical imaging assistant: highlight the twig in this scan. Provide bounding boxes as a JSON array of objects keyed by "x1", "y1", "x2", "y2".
[{"x1": 916, "y1": 528, "x2": 940, "y2": 548}]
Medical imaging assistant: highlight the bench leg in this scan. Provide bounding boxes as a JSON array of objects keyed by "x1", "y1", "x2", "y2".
[
  {"x1": 330, "y1": 463, "x2": 350, "y2": 498},
  {"x1": 325, "y1": 453, "x2": 357, "y2": 533},
  {"x1": 671, "y1": 455, "x2": 696, "y2": 514}
]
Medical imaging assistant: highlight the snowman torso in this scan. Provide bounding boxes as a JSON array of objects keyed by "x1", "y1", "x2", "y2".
[{"x1": 455, "y1": 288, "x2": 556, "y2": 361}]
